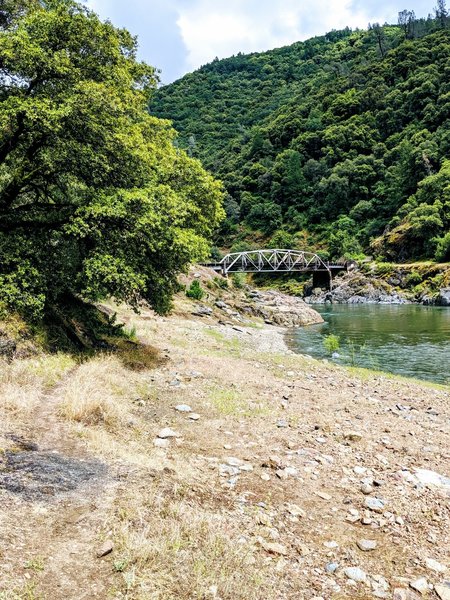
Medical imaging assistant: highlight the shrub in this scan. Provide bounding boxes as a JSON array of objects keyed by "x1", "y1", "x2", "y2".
[
  {"x1": 231, "y1": 273, "x2": 246, "y2": 289},
  {"x1": 434, "y1": 232, "x2": 450, "y2": 262},
  {"x1": 186, "y1": 280, "x2": 204, "y2": 300},
  {"x1": 323, "y1": 334, "x2": 340, "y2": 354}
]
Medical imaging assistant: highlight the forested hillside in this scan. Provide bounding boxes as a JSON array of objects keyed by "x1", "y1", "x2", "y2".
[{"x1": 150, "y1": 11, "x2": 450, "y2": 262}]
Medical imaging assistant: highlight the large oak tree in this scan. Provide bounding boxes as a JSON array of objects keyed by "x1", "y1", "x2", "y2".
[{"x1": 0, "y1": 0, "x2": 224, "y2": 318}]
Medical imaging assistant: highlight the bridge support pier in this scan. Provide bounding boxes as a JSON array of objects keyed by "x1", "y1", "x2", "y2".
[{"x1": 312, "y1": 270, "x2": 332, "y2": 291}]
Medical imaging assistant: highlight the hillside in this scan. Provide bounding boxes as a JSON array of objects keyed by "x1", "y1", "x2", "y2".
[{"x1": 150, "y1": 17, "x2": 450, "y2": 262}]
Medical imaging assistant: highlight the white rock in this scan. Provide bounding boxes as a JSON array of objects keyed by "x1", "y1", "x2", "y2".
[
  {"x1": 174, "y1": 404, "x2": 192, "y2": 413},
  {"x1": 189, "y1": 413, "x2": 201, "y2": 421},
  {"x1": 357, "y1": 539, "x2": 377, "y2": 552},
  {"x1": 158, "y1": 428, "x2": 181, "y2": 439},
  {"x1": 409, "y1": 577, "x2": 429, "y2": 594},
  {"x1": 153, "y1": 438, "x2": 170, "y2": 448},
  {"x1": 425, "y1": 557, "x2": 447, "y2": 573},
  {"x1": 435, "y1": 585, "x2": 450, "y2": 600},
  {"x1": 343, "y1": 567, "x2": 367, "y2": 582}
]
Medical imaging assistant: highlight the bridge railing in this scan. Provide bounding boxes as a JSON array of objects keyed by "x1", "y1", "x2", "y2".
[{"x1": 219, "y1": 249, "x2": 331, "y2": 274}]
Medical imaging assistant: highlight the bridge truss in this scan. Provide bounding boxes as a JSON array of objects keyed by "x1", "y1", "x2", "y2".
[{"x1": 220, "y1": 249, "x2": 331, "y2": 275}]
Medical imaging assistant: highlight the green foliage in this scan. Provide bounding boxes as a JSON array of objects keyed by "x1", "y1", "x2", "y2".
[
  {"x1": 323, "y1": 334, "x2": 340, "y2": 354},
  {"x1": 435, "y1": 231, "x2": 450, "y2": 261},
  {"x1": 231, "y1": 273, "x2": 246, "y2": 289},
  {"x1": 0, "y1": 0, "x2": 224, "y2": 320},
  {"x1": 186, "y1": 280, "x2": 204, "y2": 300},
  {"x1": 151, "y1": 19, "x2": 450, "y2": 261}
]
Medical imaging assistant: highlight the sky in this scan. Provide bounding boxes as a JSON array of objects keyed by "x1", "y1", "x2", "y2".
[{"x1": 85, "y1": 0, "x2": 435, "y2": 84}]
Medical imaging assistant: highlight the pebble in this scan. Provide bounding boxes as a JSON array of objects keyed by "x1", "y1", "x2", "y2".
[
  {"x1": 158, "y1": 428, "x2": 181, "y2": 439},
  {"x1": 276, "y1": 467, "x2": 298, "y2": 479},
  {"x1": 343, "y1": 567, "x2": 367, "y2": 582},
  {"x1": 357, "y1": 539, "x2": 377, "y2": 551},
  {"x1": 344, "y1": 431, "x2": 363, "y2": 442},
  {"x1": 277, "y1": 420, "x2": 289, "y2": 428},
  {"x1": 96, "y1": 540, "x2": 114, "y2": 558},
  {"x1": 262, "y1": 541, "x2": 288, "y2": 556},
  {"x1": 435, "y1": 585, "x2": 450, "y2": 600},
  {"x1": 189, "y1": 413, "x2": 201, "y2": 421},
  {"x1": 315, "y1": 491, "x2": 332, "y2": 501},
  {"x1": 324, "y1": 541, "x2": 339, "y2": 549},
  {"x1": 153, "y1": 438, "x2": 170, "y2": 448},
  {"x1": 365, "y1": 497, "x2": 385, "y2": 512},
  {"x1": 361, "y1": 483, "x2": 373, "y2": 495},
  {"x1": 226, "y1": 457, "x2": 243, "y2": 467},
  {"x1": 409, "y1": 577, "x2": 429, "y2": 594},
  {"x1": 261, "y1": 473, "x2": 271, "y2": 481},
  {"x1": 425, "y1": 557, "x2": 446, "y2": 573},
  {"x1": 326, "y1": 562, "x2": 339, "y2": 574},
  {"x1": 174, "y1": 404, "x2": 192, "y2": 413}
]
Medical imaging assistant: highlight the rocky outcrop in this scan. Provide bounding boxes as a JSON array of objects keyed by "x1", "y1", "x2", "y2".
[
  {"x1": 435, "y1": 288, "x2": 450, "y2": 307},
  {"x1": 304, "y1": 272, "x2": 409, "y2": 305},
  {"x1": 241, "y1": 290, "x2": 324, "y2": 327}
]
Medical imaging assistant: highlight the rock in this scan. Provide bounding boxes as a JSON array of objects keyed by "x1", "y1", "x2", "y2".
[
  {"x1": 189, "y1": 413, "x2": 201, "y2": 421},
  {"x1": 344, "y1": 431, "x2": 363, "y2": 442},
  {"x1": 286, "y1": 504, "x2": 305, "y2": 518},
  {"x1": 409, "y1": 578, "x2": 429, "y2": 594},
  {"x1": 96, "y1": 540, "x2": 113, "y2": 558},
  {"x1": 153, "y1": 438, "x2": 170, "y2": 448},
  {"x1": 435, "y1": 584, "x2": 450, "y2": 600},
  {"x1": 343, "y1": 567, "x2": 367, "y2": 582},
  {"x1": 277, "y1": 420, "x2": 289, "y2": 428},
  {"x1": 414, "y1": 469, "x2": 450, "y2": 490},
  {"x1": 324, "y1": 541, "x2": 339, "y2": 549},
  {"x1": 261, "y1": 473, "x2": 271, "y2": 481},
  {"x1": 425, "y1": 558, "x2": 446, "y2": 573},
  {"x1": 436, "y1": 288, "x2": 450, "y2": 306},
  {"x1": 361, "y1": 484, "x2": 373, "y2": 495},
  {"x1": 315, "y1": 491, "x2": 332, "y2": 501},
  {"x1": 215, "y1": 300, "x2": 228, "y2": 309},
  {"x1": 219, "y1": 464, "x2": 240, "y2": 477},
  {"x1": 0, "y1": 337, "x2": 16, "y2": 358},
  {"x1": 357, "y1": 539, "x2": 377, "y2": 552},
  {"x1": 365, "y1": 497, "x2": 385, "y2": 512},
  {"x1": 326, "y1": 562, "x2": 339, "y2": 574},
  {"x1": 261, "y1": 541, "x2": 288, "y2": 556},
  {"x1": 174, "y1": 404, "x2": 192, "y2": 413},
  {"x1": 276, "y1": 467, "x2": 298, "y2": 479},
  {"x1": 158, "y1": 428, "x2": 181, "y2": 439},
  {"x1": 192, "y1": 305, "x2": 213, "y2": 317},
  {"x1": 226, "y1": 457, "x2": 243, "y2": 467}
]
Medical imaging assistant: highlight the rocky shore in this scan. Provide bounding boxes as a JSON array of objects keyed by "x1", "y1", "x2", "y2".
[{"x1": 304, "y1": 269, "x2": 450, "y2": 306}]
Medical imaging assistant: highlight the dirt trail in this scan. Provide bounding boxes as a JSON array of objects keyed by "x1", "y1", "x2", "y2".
[{"x1": 0, "y1": 367, "x2": 118, "y2": 599}]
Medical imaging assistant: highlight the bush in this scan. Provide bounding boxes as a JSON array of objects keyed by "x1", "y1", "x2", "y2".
[
  {"x1": 405, "y1": 271, "x2": 422, "y2": 286},
  {"x1": 186, "y1": 280, "x2": 204, "y2": 300},
  {"x1": 434, "y1": 232, "x2": 450, "y2": 262},
  {"x1": 323, "y1": 334, "x2": 340, "y2": 354},
  {"x1": 231, "y1": 273, "x2": 246, "y2": 289}
]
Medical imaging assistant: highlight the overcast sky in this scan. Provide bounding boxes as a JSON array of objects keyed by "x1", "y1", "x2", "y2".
[{"x1": 85, "y1": 0, "x2": 435, "y2": 84}]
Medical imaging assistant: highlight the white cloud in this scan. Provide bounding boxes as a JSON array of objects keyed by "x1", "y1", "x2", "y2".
[{"x1": 176, "y1": 0, "x2": 386, "y2": 72}]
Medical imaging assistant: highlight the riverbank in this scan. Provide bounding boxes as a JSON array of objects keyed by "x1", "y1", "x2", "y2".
[
  {"x1": 304, "y1": 262, "x2": 450, "y2": 306},
  {"x1": 0, "y1": 285, "x2": 449, "y2": 599}
]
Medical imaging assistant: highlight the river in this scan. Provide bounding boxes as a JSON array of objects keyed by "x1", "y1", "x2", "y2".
[{"x1": 291, "y1": 304, "x2": 450, "y2": 385}]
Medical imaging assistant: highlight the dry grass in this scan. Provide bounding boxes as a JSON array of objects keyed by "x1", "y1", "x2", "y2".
[
  {"x1": 0, "y1": 354, "x2": 75, "y2": 420},
  {"x1": 111, "y1": 489, "x2": 273, "y2": 600},
  {"x1": 58, "y1": 356, "x2": 137, "y2": 428}
]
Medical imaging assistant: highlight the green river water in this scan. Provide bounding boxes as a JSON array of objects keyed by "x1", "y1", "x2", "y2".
[{"x1": 292, "y1": 304, "x2": 450, "y2": 385}]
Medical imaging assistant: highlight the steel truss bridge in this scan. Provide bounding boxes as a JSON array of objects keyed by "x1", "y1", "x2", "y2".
[{"x1": 204, "y1": 249, "x2": 349, "y2": 289}]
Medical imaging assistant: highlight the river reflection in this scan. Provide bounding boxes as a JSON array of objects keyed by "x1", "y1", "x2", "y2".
[{"x1": 292, "y1": 304, "x2": 450, "y2": 384}]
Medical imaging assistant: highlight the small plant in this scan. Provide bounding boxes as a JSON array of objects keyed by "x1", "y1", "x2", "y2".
[
  {"x1": 213, "y1": 276, "x2": 229, "y2": 290},
  {"x1": 323, "y1": 334, "x2": 340, "y2": 355},
  {"x1": 185, "y1": 280, "x2": 204, "y2": 300},
  {"x1": 24, "y1": 557, "x2": 45, "y2": 572},
  {"x1": 231, "y1": 273, "x2": 246, "y2": 289}
]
